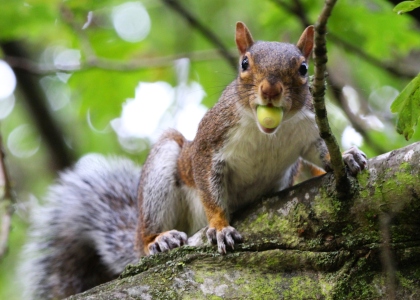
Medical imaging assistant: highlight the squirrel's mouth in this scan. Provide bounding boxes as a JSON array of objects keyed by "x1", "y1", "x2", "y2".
[
  {"x1": 255, "y1": 105, "x2": 283, "y2": 134},
  {"x1": 259, "y1": 125, "x2": 277, "y2": 134}
]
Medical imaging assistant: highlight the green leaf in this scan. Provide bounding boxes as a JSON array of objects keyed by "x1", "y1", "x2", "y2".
[
  {"x1": 390, "y1": 73, "x2": 420, "y2": 140},
  {"x1": 393, "y1": 1, "x2": 420, "y2": 14}
]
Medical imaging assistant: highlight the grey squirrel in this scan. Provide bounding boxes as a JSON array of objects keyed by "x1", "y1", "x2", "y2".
[{"x1": 20, "y1": 22, "x2": 367, "y2": 299}]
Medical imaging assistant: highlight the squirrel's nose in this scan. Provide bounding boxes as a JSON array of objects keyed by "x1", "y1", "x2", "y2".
[{"x1": 260, "y1": 81, "x2": 282, "y2": 100}]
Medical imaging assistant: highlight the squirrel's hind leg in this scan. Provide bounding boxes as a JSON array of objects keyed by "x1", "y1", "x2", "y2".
[{"x1": 137, "y1": 129, "x2": 189, "y2": 255}]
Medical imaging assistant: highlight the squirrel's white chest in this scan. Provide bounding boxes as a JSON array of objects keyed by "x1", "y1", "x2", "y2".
[{"x1": 218, "y1": 110, "x2": 319, "y2": 210}]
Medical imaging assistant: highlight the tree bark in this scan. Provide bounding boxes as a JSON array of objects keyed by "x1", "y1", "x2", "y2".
[{"x1": 69, "y1": 142, "x2": 420, "y2": 299}]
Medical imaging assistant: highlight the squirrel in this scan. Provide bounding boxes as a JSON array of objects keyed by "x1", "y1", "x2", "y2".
[{"x1": 20, "y1": 22, "x2": 367, "y2": 300}]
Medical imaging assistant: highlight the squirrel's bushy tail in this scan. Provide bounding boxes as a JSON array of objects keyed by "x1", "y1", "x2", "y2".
[{"x1": 19, "y1": 154, "x2": 141, "y2": 300}]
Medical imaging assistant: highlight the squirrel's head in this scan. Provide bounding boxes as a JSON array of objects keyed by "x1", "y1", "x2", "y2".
[{"x1": 235, "y1": 22, "x2": 314, "y2": 134}]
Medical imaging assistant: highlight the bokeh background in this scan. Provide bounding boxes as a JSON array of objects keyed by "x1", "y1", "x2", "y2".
[{"x1": 1, "y1": 0, "x2": 420, "y2": 299}]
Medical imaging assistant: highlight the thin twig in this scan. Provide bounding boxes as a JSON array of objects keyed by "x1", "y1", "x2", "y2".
[
  {"x1": 271, "y1": 0, "x2": 312, "y2": 27},
  {"x1": 312, "y1": 0, "x2": 350, "y2": 196},
  {"x1": 60, "y1": 5, "x2": 96, "y2": 60},
  {"x1": 327, "y1": 75, "x2": 387, "y2": 154},
  {"x1": 161, "y1": 0, "x2": 237, "y2": 71},
  {"x1": 272, "y1": 0, "x2": 416, "y2": 79},
  {"x1": 59, "y1": 4, "x2": 237, "y2": 74},
  {"x1": 4, "y1": 48, "x2": 236, "y2": 75},
  {"x1": 380, "y1": 213, "x2": 396, "y2": 300},
  {"x1": 328, "y1": 34, "x2": 416, "y2": 79},
  {"x1": 0, "y1": 131, "x2": 15, "y2": 260}
]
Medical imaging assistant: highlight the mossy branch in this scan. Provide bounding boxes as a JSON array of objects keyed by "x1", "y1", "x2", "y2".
[
  {"x1": 312, "y1": 0, "x2": 349, "y2": 196},
  {"x1": 70, "y1": 141, "x2": 420, "y2": 299}
]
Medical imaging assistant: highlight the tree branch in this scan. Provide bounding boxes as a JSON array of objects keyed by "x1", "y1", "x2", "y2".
[
  {"x1": 69, "y1": 141, "x2": 420, "y2": 299},
  {"x1": 58, "y1": 4, "x2": 238, "y2": 74},
  {"x1": 312, "y1": 0, "x2": 349, "y2": 196},
  {"x1": 60, "y1": 5, "x2": 96, "y2": 61},
  {"x1": 272, "y1": 0, "x2": 416, "y2": 79},
  {"x1": 328, "y1": 34, "x2": 416, "y2": 79},
  {"x1": 0, "y1": 131, "x2": 15, "y2": 260},
  {"x1": 4, "y1": 48, "x2": 235, "y2": 75},
  {"x1": 0, "y1": 42, "x2": 75, "y2": 171},
  {"x1": 271, "y1": 0, "x2": 312, "y2": 27},
  {"x1": 327, "y1": 75, "x2": 387, "y2": 154},
  {"x1": 161, "y1": 0, "x2": 237, "y2": 71}
]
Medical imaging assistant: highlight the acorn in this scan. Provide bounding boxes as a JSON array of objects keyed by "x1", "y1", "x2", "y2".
[{"x1": 256, "y1": 105, "x2": 283, "y2": 129}]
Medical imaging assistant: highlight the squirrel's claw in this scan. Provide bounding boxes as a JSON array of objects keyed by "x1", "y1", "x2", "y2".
[
  {"x1": 206, "y1": 226, "x2": 243, "y2": 254},
  {"x1": 342, "y1": 146, "x2": 367, "y2": 176},
  {"x1": 148, "y1": 230, "x2": 188, "y2": 255}
]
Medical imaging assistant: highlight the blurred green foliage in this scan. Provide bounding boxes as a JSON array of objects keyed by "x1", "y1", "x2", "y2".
[
  {"x1": 1, "y1": 0, "x2": 420, "y2": 299},
  {"x1": 391, "y1": 73, "x2": 420, "y2": 140}
]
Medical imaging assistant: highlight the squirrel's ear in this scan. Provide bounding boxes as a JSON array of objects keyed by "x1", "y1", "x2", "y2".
[
  {"x1": 236, "y1": 22, "x2": 254, "y2": 55},
  {"x1": 297, "y1": 25, "x2": 314, "y2": 60}
]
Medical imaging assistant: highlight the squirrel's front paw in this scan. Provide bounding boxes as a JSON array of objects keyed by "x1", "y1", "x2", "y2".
[
  {"x1": 206, "y1": 226, "x2": 243, "y2": 254},
  {"x1": 342, "y1": 146, "x2": 367, "y2": 175},
  {"x1": 147, "y1": 230, "x2": 188, "y2": 255}
]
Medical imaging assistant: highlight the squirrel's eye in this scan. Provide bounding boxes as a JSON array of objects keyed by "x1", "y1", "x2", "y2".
[
  {"x1": 241, "y1": 56, "x2": 249, "y2": 71},
  {"x1": 299, "y1": 62, "x2": 308, "y2": 76}
]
